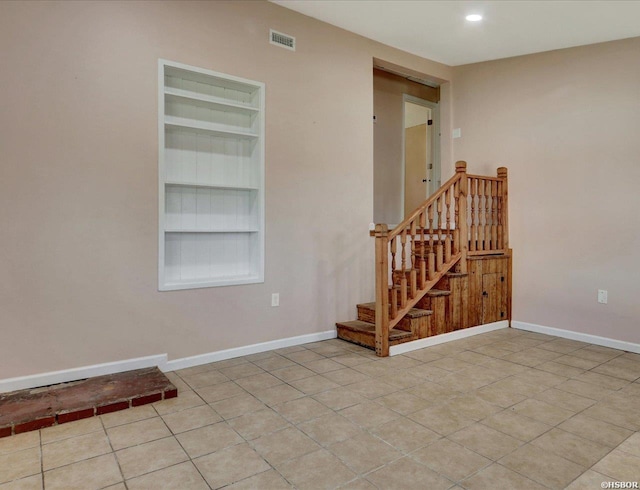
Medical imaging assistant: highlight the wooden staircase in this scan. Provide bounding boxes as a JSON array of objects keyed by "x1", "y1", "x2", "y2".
[{"x1": 337, "y1": 161, "x2": 512, "y2": 356}]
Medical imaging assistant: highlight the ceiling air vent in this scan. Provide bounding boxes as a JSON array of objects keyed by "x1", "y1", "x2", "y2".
[{"x1": 270, "y1": 29, "x2": 295, "y2": 51}]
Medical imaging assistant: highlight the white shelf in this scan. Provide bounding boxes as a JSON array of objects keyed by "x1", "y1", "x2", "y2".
[
  {"x1": 159, "y1": 59, "x2": 265, "y2": 291},
  {"x1": 165, "y1": 87, "x2": 259, "y2": 113},
  {"x1": 165, "y1": 181, "x2": 258, "y2": 191},
  {"x1": 165, "y1": 229, "x2": 258, "y2": 233},
  {"x1": 165, "y1": 116, "x2": 258, "y2": 139}
]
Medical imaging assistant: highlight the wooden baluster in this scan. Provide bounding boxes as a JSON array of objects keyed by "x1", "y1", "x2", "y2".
[
  {"x1": 498, "y1": 167, "x2": 509, "y2": 250},
  {"x1": 390, "y1": 287, "x2": 398, "y2": 319},
  {"x1": 390, "y1": 235, "x2": 396, "y2": 272},
  {"x1": 409, "y1": 221, "x2": 417, "y2": 298},
  {"x1": 428, "y1": 204, "x2": 435, "y2": 280},
  {"x1": 453, "y1": 180, "x2": 460, "y2": 255},
  {"x1": 497, "y1": 180, "x2": 504, "y2": 249},
  {"x1": 401, "y1": 229, "x2": 407, "y2": 272},
  {"x1": 374, "y1": 224, "x2": 389, "y2": 357},
  {"x1": 484, "y1": 179, "x2": 491, "y2": 251},
  {"x1": 469, "y1": 178, "x2": 477, "y2": 252},
  {"x1": 419, "y1": 211, "x2": 426, "y2": 288},
  {"x1": 400, "y1": 229, "x2": 408, "y2": 308},
  {"x1": 456, "y1": 161, "x2": 468, "y2": 273},
  {"x1": 478, "y1": 178, "x2": 485, "y2": 250},
  {"x1": 445, "y1": 187, "x2": 452, "y2": 262},
  {"x1": 491, "y1": 180, "x2": 498, "y2": 250},
  {"x1": 436, "y1": 196, "x2": 443, "y2": 271}
]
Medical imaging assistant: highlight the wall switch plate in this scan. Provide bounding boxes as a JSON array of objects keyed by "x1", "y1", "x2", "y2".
[
  {"x1": 452, "y1": 128, "x2": 462, "y2": 138},
  {"x1": 598, "y1": 289, "x2": 608, "y2": 304},
  {"x1": 271, "y1": 293, "x2": 280, "y2": 307}
]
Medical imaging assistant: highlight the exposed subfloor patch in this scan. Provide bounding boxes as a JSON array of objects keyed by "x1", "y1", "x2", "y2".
[{"x1": 0, "y1": 367, "x2": 176, "y2": 437}]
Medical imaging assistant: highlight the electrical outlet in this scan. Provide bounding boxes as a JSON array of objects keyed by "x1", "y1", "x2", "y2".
[
  {"x1": 598, "y1": 289, "x2": 608, "y2": 304},
  {"x1": 271, "y1": 293, "x2": 280, "y2": 307}
]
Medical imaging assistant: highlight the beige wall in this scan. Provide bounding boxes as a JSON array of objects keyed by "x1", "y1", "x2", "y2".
[
  {"x1": 452, "y1": 37, "x2": 640, "y2": 343},
  {"x1": 0, "y1": 0, "x2": 452, "y2": 378},
  {"x1": 373, "y1": 69, "x2": 440, "y2": 224}
]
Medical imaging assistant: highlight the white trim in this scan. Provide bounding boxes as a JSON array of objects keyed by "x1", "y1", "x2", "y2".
[
  {"x1": 164, "y1": 330, "x2": 337, "y2": 371},
  {"x1": 512, "y1": 321, "x2": 640, "y2": 354},
  {"x1": 0, "y1": 355, "x2": 168, "y2": 394},
  {"x1": 389, "y1": 321, "x2": 508, "y2": 356}
]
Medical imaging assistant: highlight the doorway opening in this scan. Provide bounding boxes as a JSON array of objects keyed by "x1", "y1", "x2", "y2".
[{"x1": 403, "y1": 95, "x2": 440, "y2": 217}]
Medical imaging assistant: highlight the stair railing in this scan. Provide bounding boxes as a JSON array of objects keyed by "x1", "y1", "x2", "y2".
[{"x1": 373, "y1": 161, "x2": 508, "y2": 356}]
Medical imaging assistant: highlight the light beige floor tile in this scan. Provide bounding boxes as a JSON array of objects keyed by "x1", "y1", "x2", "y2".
[
  {"x1": 271, "y1": 365, "x2": 316, "y2": 382},
  {"x1": 484, "y1": 376, "x2": 546, "y2": 396},
  {"x1": 303, "y1": 358, "x2": 345, "y2": 374},
  {"x1": 210, "y1": 394, "x2": 266, "y2": 420},
  {"x1": 555, "y1": 379, "x2": 616, "y2": 400},
  {"x1": 402, "y1": 350, "x2": 443, "y2": 364},
  {"x1": 331, "y1": 353, "x2": 375, "y2": 367},
  {"x1": 43, "y1": 453, "x2": 122, "y2": 490},
  {"x1": 593, "y1": 357, "x2": 640, "y2": 381},
  {"x1": 443, "y1": 394, "x2": 502, "y2": 421},
  {"x1": 195, "y1": 381, "x2": 246, "y2": 404},
  {"x1": 42, "y1": 430, "x2": 111, "y2": 470},
  {"x1": 564, "y1": 470, "x2": 618, "y2": 490},
  {"x1": 329, "y1": 432, "x2": 402, "y2": 474},
  {"x1": 219, "y1": 363, "x2": 266, "y2": 380},
  {"x1": 449, "y1": 423, "x2": 523, "y2": 460},
  {"x1": 276, "y1": 449, "x2": 356, "y2": 489},
  {"x1": 618, "y1": 432, "x2": 640, "y2": 457},
  {"x1": 126, "y1": 461, "x2": 208, "y2": 490},
  {"x1": 283, "y1": 350, "x2": 325, "y2": 363},
  {"x1": 322, "y1": 368, "x2": 370, "y2": 386},
  {"x1": 558, "y1": 413, "x2": 634, "y2": 447},
  {"x1": 164, "y1": 373, "x2": 191, "y2": 393},
  {"x1": 153, "y1": 389, "x2": 205, "y2": 415},
  {"x1": 224, "y1": 469, "x2": 291, "y2": 489},
  {"x1": 536, "y1": 338, "x2": 588, "y2": 354},
  {"x1": 353, "y1": 361, "x2": 397, "y2": 378},
  {"x1": 298, "y1": 413, "x2": 362, "y2": 447},
  {"x1": 251, "y1": 426, "x2": 320, "y2": 465},
  {"x1": 289, "y1": 375, "x2": 341, "y2": 395},
  {"x1": 509, "y1": 369, "x2": 568, "y2": 388},
  {"x1": 0, "y1": 447, "x2": 40, "y2": 484},
  {"x1": 475, "y1": 384, "x2": 527, "y2": 408},
  {"x1": 499, "y1": 443, "x2": 585, "y2": 488},
  {"x1": 411, "y1": 438, "x2": 490, "y2": 481},
  {"x1": 227, "y1": 408, "x2": 290, "y2": 440},
  {"x1": 252, "y1": 356, "x2": 296, "y2": 372},
  {"x1": 593, "y1": 449, "x2": 640, "y2": 482},
  {"x1": 460, "y1": 462, "x2": 546, "y2": 490},
  {"x1": 100, "y1": 405, "x2": 157, "y2": 429},
  {"x1": 182, "y1": 370, "x2": 230, "y2": 389},
  {"x1": 480, "y1": 358, "x2": 529, "y2": 375},
  {"x1": 535, "y1": 360, "x2": 586, "y2": 377},
  {"x1": 312, "y1": 387, "x2": 368, "y2": 411},
  {"x1": 252, "y1": 384, "x2": 305, "y2": 406},
  {"x1": 272, "y1": 396, "x2": 332, "y2": 424},
  {"x1": 175, "y1": 364, "x2": 216, "y2": 377},
  {"x1": 407, "y1": 380, "x2": 460, "y2": 404},
  {"x1": 176, "y1": 422, "x2": 243, "y2": 458},
  {"x1": 572, "y1": 346, "x2": 624, "y2": 363},
  {"x1": 531, "y1": 428, "x2": 612, "y2": 467},
  {"x1": 371, "y1": 418, "x2": 441, "y2": 452},
  {"x1": 41, "y1": 416, "x2": 103, "y2": 444},
  {"x1": 162, "y1": 405, "x2": 221, "y2": 434},
  {"x1": 378, "y1": 371, "x2": 424, "y2": 389},
  {"x1": 376, "y1": 391, "x2": 431, "y2": 415},
  {"x1": 510, "y1": 398, "x2": 575, "y2": 425},
  {"x1": 502, "y1": 348, "x2": 562, "y2": 367},
  {"x1": 107, "y1": 416, "x2": 171, "y2": 450},
  {"x1": 554, "y1": 354, "x2": 603, "y2": 370},
  {"x1": 0, "y1": 474, "x2": 42, "y2": 490},
  {"x1": 0, "y1": 432, "x2": 39, "y2": 455},
  {"x1": 338, "y1": 477, "x2": 377, "y2": 489},
  {"x1": 194, "y1": 443, "x2": 270, "y2": 489},
  {"x1": 573, "y1": 371, "x2": 630, "y2": 391},
  {"x1": 234, "y1": 373, "x2": 283, "y2": 392},
  {"x1": 366, "y1": 457, "x2": 452, "y2": 490},
  {"x1": 581, "y1": 403, "x2": 640, "y2": 431},
  {"x1": 427, "y1": 357, "x2": 477, "y2": 372},
  {"x1": 534, "y1": 387, "x2": 597, "y2": 412},
  {"x1": 409, "y1": 404, "x2": 475, "y2": 435},
  {"x1": 116, "y1": 437, "x2": 188, "y2": 479},
  {"x1": 481, "y1": 410, "x2": 552, "y2": 442},
  {"x1": 340, "y1": 401, "x2": 399, "y2": 429}
]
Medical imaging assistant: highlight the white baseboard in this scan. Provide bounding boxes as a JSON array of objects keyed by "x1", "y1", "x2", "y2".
[
  {"x1": 164, "y1": 330, "x2": 337, "y2": 371},
  {"x1": 0, "y1": 354, "x2": 168, "y2": 394},
  {"x1": 389, "y1": 320, "x2": 509, "y2": 356},
  {"x1": 0, "y1": 330, "x2": 338, "y2": 393},
  {"x1": 512, "y1": 321, "x2": 640, "y2": 354}
]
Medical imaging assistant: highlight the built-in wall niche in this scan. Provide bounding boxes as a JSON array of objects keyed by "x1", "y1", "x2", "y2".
[{"x1": 158, "y1": 60, "x2": 265, "y2": 290}]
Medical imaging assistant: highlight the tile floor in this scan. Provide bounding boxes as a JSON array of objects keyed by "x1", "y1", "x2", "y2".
[{"x1": 1, "y1": 328, "x2": 640, "y2": 489}]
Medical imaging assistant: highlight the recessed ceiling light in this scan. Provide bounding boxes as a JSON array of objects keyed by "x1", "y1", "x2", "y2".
[{"x1": 466, "y1": 14, "x2": 483, "y2": 22}]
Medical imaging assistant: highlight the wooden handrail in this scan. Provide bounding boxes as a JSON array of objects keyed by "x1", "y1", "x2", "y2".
[{"x1": 372, "y1": 160, "x2": 508, "y2": 356}]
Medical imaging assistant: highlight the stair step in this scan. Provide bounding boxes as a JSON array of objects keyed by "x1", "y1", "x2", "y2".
[
  {"x1": 356, "y1": 303, "x2": 431, "y2": 319},
  {"x1": 445, "y1": 272, "x2": 468, "y2": 278},
  {"x1": 425, "y1": 289, "x2": 451, "y2": 297},
  {"x1": 336, "y1": 321, "x2": 414, "y2": 350}
]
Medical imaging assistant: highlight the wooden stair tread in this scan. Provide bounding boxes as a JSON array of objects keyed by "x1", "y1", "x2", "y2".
[
  {"x1": 445, "y1": 272, "x2": 468, "y2": 278},
  {"x1": 425, "y1": 289, "x2": 451, "y2": 297},
  {"x1": 356, "y1": 302, "x2": 432, "y2": 318},
  {"x1": 336, "y1": 321, "x2": 413, "y2": 340}
]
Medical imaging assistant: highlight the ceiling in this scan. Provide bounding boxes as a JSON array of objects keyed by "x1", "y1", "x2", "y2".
[{"x1": 271, "y1": 1, "x2": 640, "y2": 66}]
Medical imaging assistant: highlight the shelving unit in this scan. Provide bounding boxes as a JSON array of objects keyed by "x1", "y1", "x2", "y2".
[{"x1": 159, "y1": 60, "x2": 265, "y2": 290}]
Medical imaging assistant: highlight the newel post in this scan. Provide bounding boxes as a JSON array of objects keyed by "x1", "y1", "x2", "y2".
[
  {"x1": 455, "y1": 161, "x2": 468, "y2": 273},
  {"x1": 374, "y1": 224, "x2": 390, "y2": 357},
  {"x1": 497, "y1": 167, "x2": 509, "y2": 251}
]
